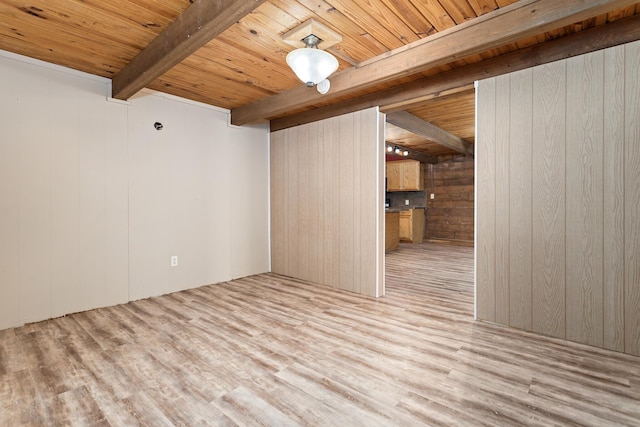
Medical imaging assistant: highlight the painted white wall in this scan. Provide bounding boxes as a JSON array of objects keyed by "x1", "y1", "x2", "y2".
[{"x1": 0, "y1": 50, "x2": 270, "y2": 330}]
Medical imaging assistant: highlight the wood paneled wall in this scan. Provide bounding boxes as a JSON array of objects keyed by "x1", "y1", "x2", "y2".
[
  {"x1": 424, "y1": 155, "x2": 474, "y2": 245},
  {"x1": 476, "y1": 40, "x2": 640, "y2": 355},
  {"x1": 0, "y1": 50, "x2": 270, "y2": 331},
  {"x1": 270, "y1": 108, "x2": 385, "y2": 297}
]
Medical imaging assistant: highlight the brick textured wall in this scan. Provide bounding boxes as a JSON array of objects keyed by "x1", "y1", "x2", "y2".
[{"x1": 424, "y1": 155, "x2": 474, "y2": 245}]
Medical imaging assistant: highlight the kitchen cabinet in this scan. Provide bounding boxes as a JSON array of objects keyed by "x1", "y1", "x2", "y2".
[
  {"x1": 399, "y1": 208, "x2": 424, "y2": 243},
  {"x1": 386, "y1": 160, "x2": 424, "y2": 191},
  {"x1": 385, "y1": 212, "x2": 400, "y2": 251}
]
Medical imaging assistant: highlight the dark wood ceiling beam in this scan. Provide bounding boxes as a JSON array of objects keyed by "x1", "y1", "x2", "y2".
[
  {"x1": 232, "y1": 0, "x2": 637, "y2": 125},
  {"x1": 387, "y1": 146, "x2": 438, "y2": 164},
  {"x1": 112, "y1": 0, "x2": 267, "y2": 100},
  {"x1": 387, "y1": 112, "x2": 474, "y2": 156},
  {"x1": 270, "y1": 13, "x2": 640, "y2": 132}
]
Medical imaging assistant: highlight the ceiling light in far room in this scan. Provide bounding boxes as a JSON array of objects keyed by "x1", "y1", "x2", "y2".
[
  {"x1": 386, "y1": 145, "x2": 410, "y2": 156},
  {"x1": 283, "y1": 19, "x2": 341, "y2": 95}
]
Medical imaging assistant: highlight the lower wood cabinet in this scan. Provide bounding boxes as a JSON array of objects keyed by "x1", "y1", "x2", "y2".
[
  {"x1": 385, "y1": 212, "x2": 400, "y2": 251},
  {"x1": 399, "y1": 208, "x2": 425, "y2": 243}
]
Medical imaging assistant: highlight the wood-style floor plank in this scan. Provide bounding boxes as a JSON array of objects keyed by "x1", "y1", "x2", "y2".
[{"x1": 1, "y1": 242, "x2": 639, "y2": 426}]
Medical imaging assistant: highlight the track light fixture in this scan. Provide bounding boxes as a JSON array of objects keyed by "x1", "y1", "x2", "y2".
[{"x1": 386, "y1": 145, "x2": 409, "y2": 156}]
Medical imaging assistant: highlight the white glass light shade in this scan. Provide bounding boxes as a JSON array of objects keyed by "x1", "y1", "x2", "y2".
[{"x1": 286, "y1": 48, "x2": 338, "y2": 86}]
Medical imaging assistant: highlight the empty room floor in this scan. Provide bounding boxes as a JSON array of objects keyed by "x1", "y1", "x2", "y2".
[{"x1": 1, "y1": 243, "x2": 639, "y2": 425}]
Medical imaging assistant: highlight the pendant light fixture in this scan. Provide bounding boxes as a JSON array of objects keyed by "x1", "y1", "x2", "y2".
[
  {"x1": 286, "y1": 34, "x2": 338, "y2": 93},
  {"x1": 282, "y1": 19, "x2": 342, "y2": 95}
]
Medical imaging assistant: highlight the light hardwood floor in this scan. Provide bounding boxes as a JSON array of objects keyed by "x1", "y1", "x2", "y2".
[{"x1": 1, "y1": 243, "x2": 639, "y2": 426}]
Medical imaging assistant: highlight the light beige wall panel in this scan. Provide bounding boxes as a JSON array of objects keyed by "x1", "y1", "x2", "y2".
[
  {"x1": 531, "y1": 61, "x2": 566, "y2": 338},
  {"x1": 475, "y1": 78, "x2": 496, "y2": 322},
  {"x1": 602, "y1": 45, "x2": 626, "y2": 353},
  {"x1": 230, "y1": 123, "x2": 269, "y2": 279},
  {"x1": 377, "y1": 113, "x2": 386, "y2": 297},
  {"x1": 128, "y1": 96, "x2": 171, "y2": 300},
  {"x1": 270, "y1": 131, "x2": 285, "y2": 275},
  {"x1": 565, "y1": 51, "x2": 605, "y2": 347},
  {"x1": 104, "y1": 102, "x2": 129, "y2": 306},
  {"x1": 358, "y1": 110, "x2": 381, "y2": 297},
  {"x1": 285, "y1": 127, "x2": 300, "y2": 279},
  {"x1": 624, "y1": 41, "x2": 640, "y2": 356},
  {"x1": 78, "y1": 80, "x2": 108, "y2": 311},
  {"x1": 0, "y1": 59, "x2": 21, "y2": 330},
  {"x1": 476, "y1": 39, "x2": 640, "y2": 356},
  {"x1": 339, "y1": 114, "x2": 357, "y2": 293},
  {"x1": 269, "y1": 108, "x2": 383, "y2": 297},
  {"x1": 297, "y1": 125, "x2": 311, "y2": 282},
  {"x1": 494, "y1": 74, "x2": 511, "y2": 326},
  {"x1": 508, "y1": 68, "x2": 533, "y2": 331},
  {"x1": 18, "y1": 65, "x2": 52, "y2": 324},
  {"x1": 167, "y1": 104, "x2": 234, "y2": 293},
  {"x1": 129, "y1": 94, "x2": 244, "y2": 300},
  {"x1": 352, "y1": 113, "x2": 363, "y2": 295},
  {"x1": 307, "y1": 121, "x2": 320, "y2": 284},
  {"x1": 323, "y1": 119, "x2": 340, "y2": 288},
  {"x1": 50, "y1": 75, "x2": 81, "y2": 318},
  {"x1": 0, "y1": 52, "x2": 270, "y2": 330}
]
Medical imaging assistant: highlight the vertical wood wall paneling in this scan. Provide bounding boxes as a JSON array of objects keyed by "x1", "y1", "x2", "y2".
[
  {"x1": 229, "y1": 124, "x2": 270, "y2": 279},
  {"x1": 78, "y1": 80, "x2": 108, "y2": 310},
  {"x1": 298, "y1": 124, "x2": 311, "y2": 282},
  {"x1": 531, "y1": 60, "x2": 566, "y2": 338},
  {"x1": 128, "y1": 97, "x2": 168, "y2": 299},
  {"x1": 0, "y1": 52, "x2": 270, "y2": 330},
  {"x1": 624, "y1": 41, "x2": 640, "y2": 356},
  {"x1": 270, "y1": 108, "x2": 383, "y2": 297},
  {"x1": 377, "y1": 113, "x2": 386, "y2": 297},
  {"x1": 358, "y1": 110, "x2": 377, "y2": 296},
  {"x1": 423, "y1": 156, "x2": 475, "y2": 244},
  {"x1": 18, "y1": 66, "x2": 52, "y2": 324},
  {"x1": 339, "y1": 114, "x2": 357, "y2": 293},
  {"x1": 508, "y1": 68, "x2": 533, "y2": 331},
  {"x1": 352, "y1": 112, "x2": 363, "y2": 295},
  {"x1": 602, "y1": 45, "x2": 626, "y2": 353},
  {"x1": 104, "y1": 100, "x2": 129, "y2": 307},
  {"x1": 494, "y1": 74, "x2": 511, "y2": 326},
  {"x1": 50, "y1": 76, "x2": 81, "y2": 318},
  {"x1": 565, "y1": 51, "x2": 605, "y2": 347},
  {"x1": 270, "y1": 131, "x2": 285, "y2": 274},
  {"x1": 308, "y1": 121, "x2": 320, "y2": 284},
  {"x1": 475, "y1": 78, "x2": 496, "y2": 322},
  {"x1": 286, "y1": 127, "x2": 300, "y2": 279},
  {"x1": 0, "y1": 60, "x2": 20, "y2": 329},
  {"x1": 476, "y1": 40, "x2": 640, "y2": 356},
  {"x1": 323, "y1": 118, "x2": 340, "y2": 288},
  {"x1": 315, "y1": 122, "x2": 325, "y2": 286}
]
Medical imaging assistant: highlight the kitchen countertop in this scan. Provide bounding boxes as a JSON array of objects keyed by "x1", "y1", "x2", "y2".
[{"x1": 385, "y1": 206, "x2": 426, "y2": 212}]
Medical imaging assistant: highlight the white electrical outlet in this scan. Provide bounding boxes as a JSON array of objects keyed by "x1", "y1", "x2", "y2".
[
  {"x1": 171, "y1": 256, "x2": 178, "y2": 267},
  {"x1": 405, "y1": 199, "x2": 410, "y2": 205},
  {"x1": 430, "y1": 193, "x2": 435, "y2": 200}
]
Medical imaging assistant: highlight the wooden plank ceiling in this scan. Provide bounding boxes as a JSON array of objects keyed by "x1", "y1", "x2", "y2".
[{"x1": 1, "y1": 0, "x2": 639, "y2": 157}]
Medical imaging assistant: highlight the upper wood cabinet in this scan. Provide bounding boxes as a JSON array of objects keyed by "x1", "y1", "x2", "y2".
[{"x1": 386, "y1": 160, "x2": 424, "y2": 191}]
